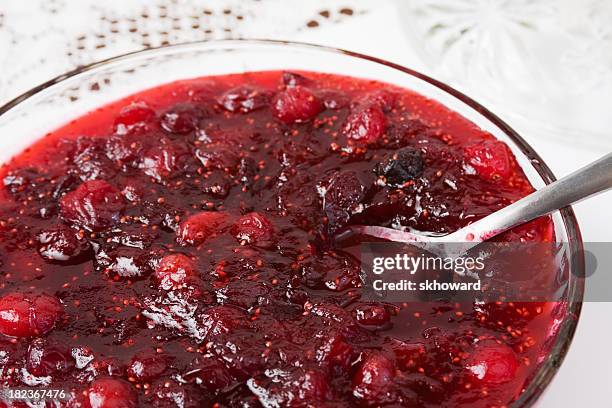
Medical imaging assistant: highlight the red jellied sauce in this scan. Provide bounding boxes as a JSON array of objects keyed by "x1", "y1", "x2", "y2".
[{"x1": 0, "y1": 71, "x2": 558, "y2": 407}]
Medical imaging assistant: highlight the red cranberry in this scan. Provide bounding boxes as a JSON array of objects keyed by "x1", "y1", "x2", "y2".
[
  {"x1": 352, "y1": 353, "x2": 396, "y2": 400},
  {"x1": 231, "y1": 212, "x2": 274, "y2": 245},
  {"x1": 194, "y1": 145, "x2": 240, "y2": 171},
  {"x1": 362, "y1": 90, "x2": 398, "y2": 112},
  {"x1": 316, "y1": 332, "x2": 354, "y2": 370},
  {"x1": 113, "y1": 103, "x2": 156, "y2": 135},
  {"x1": 155, "y1": 253, "x2": 194, "y2": 290},
  {"x1": 160, "y1": 104, "x2": 203, "y2": 135},
  {"x1": 140, "y1": 142, "x2": 187, "y2": 182},
  {"x1": 26, "y1": 338, "x2": 74, "y2": 377},
  {"x1": 176, "y1": 211, "x2": 228, "y2": 246},
  {"x1": 281, "y1": 71, "x2": 311, "y2": 87},
  {"x1": 218, "y1": 86, "x2": 271, "y2": 113},
  {"x1": 248, "y1": 368, "x2": 329, "y2": 406},
  {"x1": 271, "y1": 86, "x2": 322, "y2": 124},
  {"x1": 183, "y1": 355, "x2": 234, "y2": 392},
  {"x1": 37, "y1": 226, "x2": 90, "y2": 263},
  {"x1": 463, "y1": 139, "x2": 514, "y2": 180},
  {"x1": 465, "y1": 342, "x2": 519, "y2": 384},
  {"x1": 343, "y1": 105, "x2": 387, "y2": 143},
  {"x1": 199, "y1": 305, "x2": 248, "y2": 340},
  {"x1": 0, "y1": 292, "x2": 63, "y2": 337},
  {"x1": 343, "y1": 104, "x2": 387, "y2": 142},
  {"x1": 127, "y1": 350, "x2": 168, "y2": 381},
  {"x1": 60, "y1": 180, "x2": 125, "y2": 231},
  {"x1": 86, "y1": 377, "x2": 138, "y2": 408},
  {"x1": 353, "y1": 304, "x2": 392, "y2": 329}
]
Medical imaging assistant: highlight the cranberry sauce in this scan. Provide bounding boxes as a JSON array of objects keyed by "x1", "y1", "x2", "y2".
[{"x1": 0, "y1": 71, "x2": 557, "y2": 407}]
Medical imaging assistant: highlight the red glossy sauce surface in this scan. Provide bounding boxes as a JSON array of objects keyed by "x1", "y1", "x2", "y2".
[{"x1": 0, "y1": 71, "x2": 558, "y2": 407}]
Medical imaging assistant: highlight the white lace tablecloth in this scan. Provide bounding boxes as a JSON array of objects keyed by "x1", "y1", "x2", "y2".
[{"x1": 0, "y1": 1, "x2": 610, "y2": 406}]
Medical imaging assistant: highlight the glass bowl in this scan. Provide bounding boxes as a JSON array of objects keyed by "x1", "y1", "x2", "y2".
[{"x1": 0, "y1": 39, "x2": 584, "y2": 407}]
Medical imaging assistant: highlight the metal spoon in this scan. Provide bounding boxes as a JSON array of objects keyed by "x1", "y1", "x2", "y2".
[{"x1": 338, "y1": 152, "x2": 612, "y2": 257}]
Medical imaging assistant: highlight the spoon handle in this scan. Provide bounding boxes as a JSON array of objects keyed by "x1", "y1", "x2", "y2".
[{"x1": 453, "y1": 152, "x2": 612, "y2": 242}]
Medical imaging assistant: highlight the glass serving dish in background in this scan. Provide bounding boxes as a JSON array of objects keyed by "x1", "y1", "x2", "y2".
[
  {"x1": 0, "y1": 40, "x2": 584, "y2": 406},
  {"x1": 396, "y1": 0, "x2": 612, "y2": 149}
]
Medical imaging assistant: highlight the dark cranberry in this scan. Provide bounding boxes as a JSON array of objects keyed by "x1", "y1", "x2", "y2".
[
  {"x1": 37, "y1": 226, "x2": 91, "y2": 263},
  {"x1": 86, "y1": 377, "x2": 138, "y2": 408},
  {"x1": 352, "y1": 353, "x2": 396, "y2": 400},
  {"x1": 140, "y1": 142, "x2": 188, "y2": 182},
  {"x1": 26, "y1": 339, "x2": 73, "y2": 377},
  {"x1": 465, "y1": 342, "x2": 519, "y2": 384},
  {"x1": 127, "y1": 350, "x2": 168, "y2": 381},
  {"x1": 194, "y1": 145, "x2": 240, "y2": 171},
  {"x1": 375, "y1": 147, "x2": 424, "y2": 187},
  {"x1": 73, "y1": 137, "x2": 118, "y2": 181},
  {"x1": 105, "y1": 135, "x2": 142, "y2": 165},
  {"x1": 271, "y1": 86, "x2": 322, "y2": 124},
  {"x1": 176, "y1": 211, "x2": 228, "y2": 246},
  {"x1": 0, "y1": 292, "x2": 63, "y2": 337},
  {"x1": 464, "y1": 139, "x2": 514, "y2": 180},
  {"x1": 114, "y1": 103, "x2": 156, "y2": 135},
  {"x1": 155, "y1": 253, "x2": 194, "y2": 290},
  {"x1": 390, "y1": 339, "x2": 426, "y2": 370},
  {"x1": 60, "y1": 180, "x2": 125, "y2": 231},
  {"x1": 315, "y1": 332, "x2": 354, "y2": 370},
  {"x1": 160, "y1": 104, "x2": 203, "y2": 135},
  {"x1": 218, "y1": 86, "x2": 270, "y2": 113},
  {"x1": 200, "y1": 305, "x2": 249, "y2": 341},
  {"x1": 183, "y1": 355, "x2": 234, "y2": 392},
  {"x1": 231, "y1": 212, "x2": 274, "y2": 245},
  {"x1": 322, "y1": 171, "x2": 366, "y2": 233},
  {"x1": 353, "y1": 304, "x2": 392, "y2": 329},
  {"x1": 343, "y1": 104, "x2": 387, "y2": 142},
  {"x1": 248, "y1": 368, "x2": 329, "y2": 406}
]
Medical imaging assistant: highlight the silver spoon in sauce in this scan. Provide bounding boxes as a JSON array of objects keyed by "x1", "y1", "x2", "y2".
[{"x1": 336, "y1": 152, "x2": 612, "y2": 257}]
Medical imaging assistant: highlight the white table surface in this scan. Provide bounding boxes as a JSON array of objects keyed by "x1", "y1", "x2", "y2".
[{"x1": 0, "y1": 1, "x2": 610, "y2": 406}]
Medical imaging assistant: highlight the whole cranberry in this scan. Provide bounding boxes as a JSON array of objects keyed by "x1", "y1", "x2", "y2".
[
  {"x1": 160, "y1": 104, "x2": 203, "y2": 135},
  {"x1": 155, "y1": 253, "x2": 194, "y2": 290},
  {"x1": 37, "y1": 226, "x2": 91, "y2": 263},
  {"x1": 465, "y1": 342, "x2": 519, "y2": 385},
  {"x1": 60, "y1": 180, "x2": 125, "y2": 231},
  {"x1": 463, "y1": 139, "x2": 514, "y2": 180},
  {"x1": 230, "y1": 212, "x2": 274, "y2": 245},
  {"x1": 183, "y1": 355, "x2": 234, "y2": 392},
  {"x1": 176, "y1": 211, "x2": 228, "y2": 246},
  {"x1": 353, "y1": 304, "x2": 392, "y2": 329},
  {"x1": 271, "y1": 86, "x2": 322, "y2": 124},
  {"x1": 127, "y1": 350, "x2": 168, "y2": 381},
  {"x1": 26, "y1": 338, "x2": 74, "y2": 377},
  {"x1": 352, "y1": 353, "x2": 396, "y2": 400},
  {"x1": 217, "y1": 86, "x2": 271, "y2": 113},
  {"x1": 0, "y1": 292, "x2": 63, "y2": 337},
  {"x1": 343, "y1": 104, "x2": 387, "y2": 142},
  {"x1": 113, "y1": 103, "x2": 156, "y2": 135},
  {"x1": 86, "y1": 377, "x2": 138, "y2": 408}
]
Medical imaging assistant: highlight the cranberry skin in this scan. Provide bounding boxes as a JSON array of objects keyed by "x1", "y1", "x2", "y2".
[
  {"x1": 183, "y1": 356, "x2": 234, "y2": 392},
  {"x1": 176, "y1": 211, "x2": 228, "y2": 246},
  {"x1": 352, "y1": 353, "x2": 396, "y2": 400},
  {"x1": 26, "y1": 339, "x2": 74, "y2": 377},
  {"x1": 464, "y1": 139, "x2": 514, "y2": 180},
  {"x1": 231, "y1": 212, "x2": 274, "y2": 245},
  {"x1": 271, "y1": 86, "x2": 322, "y2": 124},
  {"x1": 466, "y1": 342, "x2": 519, "y2": 385},
  {"x1": 37, "y1": 226, "x2": 90, "y2": 263},
  {"x1": 127, "y1": 351, "x2": 168, "y2": 381},
  {"x1": 60, "y1": 180, "x2": 125, "y2": 231},
  {"x1": 218, "y1": 86, "x2": 270, "y2": 113},
  {"x1": 113, "y1": 103, "x2": 156, "y2": 135},
  {"x1": 155, "y1": 253, "x2": 194, "y2": 290},
  {"x1": 0, "y1": 292, "x2": 63, "y2": 337},
  {"x1": 87, "y1": 377, "x2": 138, "y2": 408},
  {"x1": 353, "y1": 304, "x2": 392, "y2": 329},
  {"x1": 160, "y1": 104, "x2": 202, "y2": 135},
  {"x1": 343, "y1": 104, "x2": 387, "y2": 142}
]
